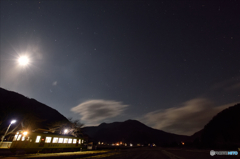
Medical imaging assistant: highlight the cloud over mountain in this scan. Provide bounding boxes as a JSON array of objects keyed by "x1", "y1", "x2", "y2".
[
  {"x1": 71, "y1": 99, "x2": 128, "y2": 125},
  {"x1": 142, "y1": 98, "x2": 234, "y2": 135}
]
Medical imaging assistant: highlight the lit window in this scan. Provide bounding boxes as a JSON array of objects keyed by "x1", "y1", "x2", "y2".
[
  {"x1": 68, "y1": 138, "x2": 72, "y2": 144},
  {"x1": 78, "y1": 139, "x2": 81, "y2": 144},
  {"x1": 17, "y1": 135, "x2": 22, "y2": 141},
  {"x1": 22, "y1": 136, "x2": 25, "y2": 141},
  {"x1": 35, "y1": 136, "x2": 41, "y2": 143},
  {"x1": 82, "y1": 140, "x2": 84, "y2": 143},
  {"x1": 73, "y1": 139, "x2": 77, "y2": 144},
  {"x1": 45, "y1": 137, "x2": 52, "y2": 143},
  {"x1": 58, "y1": 138, "x2": 63, "y2": 143},
  {"x1": 52, "y1": 137, "x2": 58, "y2": 143},
  {"x1": 13, "y1": 135, "x2": 18, "y2": 141},
  {"x1": 64, "y1": 138, "x2": 68, "y2": 143}
]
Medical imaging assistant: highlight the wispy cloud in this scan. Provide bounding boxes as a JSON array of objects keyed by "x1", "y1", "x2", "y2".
[
  {"x1": 142, "y1": 98, "x2": 236, "y2": 136},
  {"x1": 226, "y1": 82, "x2": 240, "y2": 91},
  {"x1": 52, "y1": 81, "x2": 58, "y2": 86},
  {"x1": 71, "y1": 100, "x2": 128, "y2": 125},
  {"x1": 210, "y1": 76, "x2": 240, "y2": 91}
]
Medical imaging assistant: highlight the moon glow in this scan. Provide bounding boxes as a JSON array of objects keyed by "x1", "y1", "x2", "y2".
[{"x1": 18, "y1": 55, "x2": 30, "y2": 66}]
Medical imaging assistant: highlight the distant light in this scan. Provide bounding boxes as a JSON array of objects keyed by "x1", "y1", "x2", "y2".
[
  {"x1": 23, "y1": 132, "x2": 28, "y2": 136},
  {"x1": 181, "y1": 142, "x2": 185, "y2": 145},
  {"x1": 64, "y1": 129, "x2": 68, "y2": 134},
  {"x1": 11, "y1": 120, "x2": 16, "y2": 124},
  {"x1": 18, "y1": 55, "x2": 29, "y2": 66}
]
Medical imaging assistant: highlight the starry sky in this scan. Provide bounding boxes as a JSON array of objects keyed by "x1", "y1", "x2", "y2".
[{"x1": 1, "y1": 0, "x2": 240, "y2": 135}]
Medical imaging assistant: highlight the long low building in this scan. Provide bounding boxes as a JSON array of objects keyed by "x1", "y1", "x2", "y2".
[{"x1": 9, "y1": 130, "x2": 84, "y2": 153}]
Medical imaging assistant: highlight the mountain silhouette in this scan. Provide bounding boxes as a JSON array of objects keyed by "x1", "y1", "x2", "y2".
[
  {"x1": 0, "y1": 87, "x2": 68, "y2": 132},
  {"x1": 83, "y1": 119, "x2": 190, "y2": 146},
  {"x1": 2, "y1": 87, "x2": 239, "y2": 148}
]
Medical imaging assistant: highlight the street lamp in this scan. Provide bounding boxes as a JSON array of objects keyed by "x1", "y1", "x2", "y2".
[
  {"x1": 64, "y1": 129, "x2": 68, "y2": 134},
  {"x1": 0, "y1": 120, "x2": 16, "y2": 146},
  {"x1": 11, "y1": 120, "x2": 16, "y2": 124}
]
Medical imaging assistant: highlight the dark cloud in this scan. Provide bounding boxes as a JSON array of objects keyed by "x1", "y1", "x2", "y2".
[
  {"x1": 71, "y1": 100, "x2": 128, "y2": 125},
  {"x1": 142, "y1": 98, "x2": 236, "y2": 136}
]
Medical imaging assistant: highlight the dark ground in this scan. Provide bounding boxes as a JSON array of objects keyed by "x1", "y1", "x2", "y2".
[
  {"x1": 1, "y1": 147, "x2": 239, "y2": 159},
  {"x1": 79, "y1": 147, "x2": 240, "y2": 159}
]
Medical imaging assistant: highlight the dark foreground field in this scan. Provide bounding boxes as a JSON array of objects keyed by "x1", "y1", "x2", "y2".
[
  {"x1": 80, "y1": 147, "x2": 240, "y2": 159},
  {"x1": 1, "y1": 147, "x2": 239, "y2": 159}
]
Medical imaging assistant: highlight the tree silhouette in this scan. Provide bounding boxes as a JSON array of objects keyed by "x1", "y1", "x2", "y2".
[
  {"x1": 21, "y1": 114, "x2": 46, "y2": 131},
  {"x1": 47, "y1": 118, "x2": 84, "y2": 137}
]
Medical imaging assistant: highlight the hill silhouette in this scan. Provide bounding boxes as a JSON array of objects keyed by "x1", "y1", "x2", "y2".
[
  {"x1": 0, "y1": 87, "x2": 69, "y2": 133},
  {"x1": 83, "y1": 119, "x2": 190, "y2": 146},
  {"x1": 201, "y1": 103, "x2": 240, "y2": 149}
]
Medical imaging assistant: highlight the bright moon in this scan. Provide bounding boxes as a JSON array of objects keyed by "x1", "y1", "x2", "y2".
[{"x1": 18, "y1": 56, "x2": 30, "y2": 66}]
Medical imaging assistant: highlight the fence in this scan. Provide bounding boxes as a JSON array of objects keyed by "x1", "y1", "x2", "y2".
[{"x1": 0, "y1": 142, "x2": 12, "y2": 148}]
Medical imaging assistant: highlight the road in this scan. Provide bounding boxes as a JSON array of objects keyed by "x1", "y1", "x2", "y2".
[
  {"x1": 81, "y1": 148, "x2": 172, "y2": 159},
  {"x1": 80, "y1": 147, "x2": 240, "y2": 159},
  {"x1": 0, "y1": 148, "x2": 173, "y2": 159},
  {"x1": 1, "y1": 147, "x2": 239, "y2": 159}
]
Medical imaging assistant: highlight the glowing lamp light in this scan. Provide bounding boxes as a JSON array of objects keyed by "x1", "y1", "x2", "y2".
[
  {"x1": 64, "y1": 129, "x2": 68, "y2": 134},
  {"x1": 23, "y1": 132, "x2": 28, "y2": 136},
  {"x1": 11, "y1": 120, "x2": 16, "y2": 124}
]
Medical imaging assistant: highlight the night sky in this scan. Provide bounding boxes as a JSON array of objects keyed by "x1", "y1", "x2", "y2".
[{"x1": 1, "y1": 0, "x2": 240, "y2": 135}]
